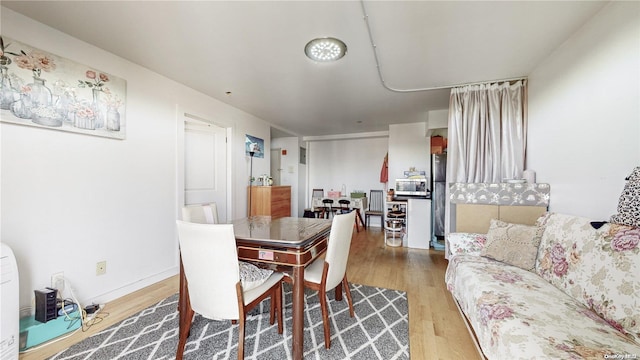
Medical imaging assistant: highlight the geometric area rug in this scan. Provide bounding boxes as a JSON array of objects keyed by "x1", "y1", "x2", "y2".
[{"x1": 48, "y1": 283, "x2": 409, "y2": 359}]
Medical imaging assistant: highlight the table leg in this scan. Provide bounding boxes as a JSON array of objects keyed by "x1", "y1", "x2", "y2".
[
  {"x1": 355, "y1": 209, "x2": 364, "y2": 230},
  {"x1": 292, "y1": 265, "x2": 304, "y2": 360}
]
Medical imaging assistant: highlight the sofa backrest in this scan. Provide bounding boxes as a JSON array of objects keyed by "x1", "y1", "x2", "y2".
[{"x1": 535, "y1": 212, "x2": 640, "y2": 340}]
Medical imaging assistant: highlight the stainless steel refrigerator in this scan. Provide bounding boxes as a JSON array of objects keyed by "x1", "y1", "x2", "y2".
[{"x1": 431, "y1": 153, "x2": 447, "y2": 246}]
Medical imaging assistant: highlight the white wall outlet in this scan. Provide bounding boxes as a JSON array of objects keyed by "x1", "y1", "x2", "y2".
[
  {"x1": 96, "y1": 261, "x2": 107, "y2": 276},
  {"x1": 51, "y1": 272, "x2": 65, "y2": 292}
]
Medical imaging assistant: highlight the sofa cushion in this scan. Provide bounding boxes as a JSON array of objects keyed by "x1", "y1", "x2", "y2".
[
  {"x1": 446, "y1": 255, "x2": 640, "y2": 359},
  {"x1": 481, "y1": 219, "x2": 543, "y2": 271},
  {"x1": 610, "y1": 166, "x2": 640, "y2": 227},
  {"x1": 536, "y1": 213, "x2": 640, "y2": 340}
]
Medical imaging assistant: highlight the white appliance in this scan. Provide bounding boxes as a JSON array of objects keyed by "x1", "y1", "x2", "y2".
[
  {"x1": 1, "y1": 243, "x2": 19, "y2": 360},
  {"x1": 395, "y1": 178, "x2": 428, "y2": 196},
  {"x1": 406, "y1": 198, "x2": 431, "y2": 249}
]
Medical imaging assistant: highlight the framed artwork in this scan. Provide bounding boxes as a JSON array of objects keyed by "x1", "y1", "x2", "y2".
[
  {"x1": 0, "y1": 36, "x2": 126, "y2": 139},
  {"x1": 245, "y1": 134, "x2": 264, "y2": 158}
]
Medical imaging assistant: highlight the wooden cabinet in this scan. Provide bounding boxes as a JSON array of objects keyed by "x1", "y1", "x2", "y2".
[{"x1": 248, "y1": 186, "x2": 291, "y2": 219}]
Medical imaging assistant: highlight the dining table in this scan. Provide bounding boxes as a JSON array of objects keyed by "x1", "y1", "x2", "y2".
[{"x1": 178, "y1": 216, "x2": 332, "y2": 360}]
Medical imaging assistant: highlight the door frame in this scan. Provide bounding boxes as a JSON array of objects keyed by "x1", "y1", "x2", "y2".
[{"x1": 176, "y1": 105, "x2": 233, "y2": 223}]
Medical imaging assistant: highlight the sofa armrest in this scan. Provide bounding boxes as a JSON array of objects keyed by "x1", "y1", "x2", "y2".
[{"x1": 448, "y1": 232, "x2": 487, "y2": 257}]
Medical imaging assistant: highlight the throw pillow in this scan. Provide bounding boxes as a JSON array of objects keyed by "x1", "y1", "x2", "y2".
[
  {"x1": 239, "y1": 261, "x2": 274, "y2": 291},
  {"x1": 610, "y1": 167, "x2": 640, "y2": 227},
  {"x1": 481, "y1": 219, "x2": 544, "y2": 271}
]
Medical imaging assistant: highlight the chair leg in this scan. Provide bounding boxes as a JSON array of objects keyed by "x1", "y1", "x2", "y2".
[
  {"x1": 319, "y1": 287, "x2": 331, "y2": 349},
  {"x1": 237, "y1": 316, "x2": 245, "y2": 360},
  {"x1": 269, "y1": 289, "x2": 276, "y2": 325},
  {"x1": 342, "y1": 276, "x2": 355, "y2": 317},
  {"x1": 176, "y1": 301, "x2": 195, "y2": 360},
  {"x1": 268, "y1": 282, "x2": 283, "y2": 334},
  {"x1": 276, "y1": 282, "x2": 283, "y2": 334}
]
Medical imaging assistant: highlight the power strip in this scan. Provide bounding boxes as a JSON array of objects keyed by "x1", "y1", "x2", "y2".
[{"x1": 84, "y1": 304, "x2": 100, "y2": 314}]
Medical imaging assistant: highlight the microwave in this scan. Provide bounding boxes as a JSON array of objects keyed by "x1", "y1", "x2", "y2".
[{"x1": 395, "y1": 178, "x2": 428, "y2": 196}]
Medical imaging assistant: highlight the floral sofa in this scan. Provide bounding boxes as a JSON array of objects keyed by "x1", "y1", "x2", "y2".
[{"x1": 445, "y1": 212, "x2": 640, "y2": 359}]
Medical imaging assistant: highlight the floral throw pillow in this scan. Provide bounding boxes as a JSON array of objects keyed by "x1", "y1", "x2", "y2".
[
  {"x1": 481, "y1": 219, "x2": 544, "y2": 271},
  {"x1": 610, "y1": 167, "x2": 640, "y2": 227},
  {"x1": 239, "y1": 261, "x2": 273, "y2": 291}
]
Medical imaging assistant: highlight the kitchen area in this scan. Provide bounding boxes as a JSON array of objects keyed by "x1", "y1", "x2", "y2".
[
  {"x1": 303, "y1": 111, "x2": 448, "y2": 251},
  {"x1": 385, "y1": 119, "x2": 447, "y2": 250}
]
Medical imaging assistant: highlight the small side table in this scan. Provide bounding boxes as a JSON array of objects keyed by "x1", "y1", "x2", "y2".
[{"x1": 384, "y1": 219, "x2": 404, "y2": 247}]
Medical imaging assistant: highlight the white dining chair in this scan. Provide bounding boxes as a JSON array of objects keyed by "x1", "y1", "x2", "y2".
[
  {"x1": 301, "y1": 211, "x2": 356, "y2": 348},
  {"x1": 175, "y1": 220, "x2": 284, "y2": 360},
  {"x1": 181, "y1": 203, "x2": 218, "y2": 224}
]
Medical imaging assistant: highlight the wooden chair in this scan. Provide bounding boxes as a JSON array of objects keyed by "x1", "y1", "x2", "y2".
[
  {"x1": 175, "y1": 221, "x2": 283, "y2": 360},
  {"x1": 181, "y1": 203, "x2": 219, "y2": 224},
  {"x1": 303, "y1": 189, "x2": 324, "y2": 218},
  {"x1": 364, "y1": 190, "x2": 384, "y2": 228},
  {"x1": 338, "y1": 199, "x2": 361, "y2": 232},
  {"x1": 319, "y1": 198, "x2": 336, "y2": 219},
  {"x1": 297, "y1": 211, "x2": 356, "y2": 348},
  {"x1": 338, "y1": 199, "x2": 351, "y2": 214}
]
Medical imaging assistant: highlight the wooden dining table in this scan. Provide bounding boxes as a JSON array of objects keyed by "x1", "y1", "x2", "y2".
[{"x1": 178, "y1": 216, "x2": 332, "y2": 360}]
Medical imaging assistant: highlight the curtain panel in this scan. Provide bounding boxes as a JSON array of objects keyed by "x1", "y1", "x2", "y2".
[{"x1": 444, "y1": 80, "x2": 528, "y2": 258}]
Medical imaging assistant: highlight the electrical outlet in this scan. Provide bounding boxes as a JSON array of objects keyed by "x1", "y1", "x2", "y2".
[
  {"x1": 51, "y1": 272, "x2": 65, "y2": 292},
  {"x1": 96, "y1": 261, "x2": 106, "y2": 276}
]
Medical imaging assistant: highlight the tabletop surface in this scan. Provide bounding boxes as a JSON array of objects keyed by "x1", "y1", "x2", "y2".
[{"x1": 232, "y1": 216, "x2": 332, "y2": 247}]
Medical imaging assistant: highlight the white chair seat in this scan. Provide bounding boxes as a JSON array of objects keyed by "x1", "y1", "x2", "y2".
[
  {"x1": 244, "y1": 272, "x2": 284, "y2": 305},
  {"x1": 303, "y1": 258, "x2": 325, "y2": 284}
]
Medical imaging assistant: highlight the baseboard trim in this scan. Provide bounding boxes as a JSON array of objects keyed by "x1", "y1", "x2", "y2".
[{"x1": 84, "y1": 266, "x2": 179, "y2": 305}]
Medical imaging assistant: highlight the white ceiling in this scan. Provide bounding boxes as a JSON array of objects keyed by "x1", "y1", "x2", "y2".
[{"x1": 2, "y1": 1, "x2": 608, "y2": 137}]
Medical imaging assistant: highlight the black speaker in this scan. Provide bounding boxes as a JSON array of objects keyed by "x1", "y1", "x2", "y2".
[{"x1": 35, "y1": 288, "x2": 58, "y2": 323}]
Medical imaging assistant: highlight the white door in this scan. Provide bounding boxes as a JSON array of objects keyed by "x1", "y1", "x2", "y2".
[
  {"x1": 270, "y1": 148, "x2": 281, "y2": 186},
  {"x1": 184, "y1": 117, "x2": 227, "y2": 222}
]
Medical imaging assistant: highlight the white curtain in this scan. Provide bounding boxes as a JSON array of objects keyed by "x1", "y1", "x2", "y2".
[{"x1": 444, "y1": 80, "x2": 528, "y2": 258}]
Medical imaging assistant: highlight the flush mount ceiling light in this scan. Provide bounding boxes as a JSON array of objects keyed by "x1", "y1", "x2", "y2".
[{"x1": 304, "y1": 37, "x2": 347, "y2": 62}]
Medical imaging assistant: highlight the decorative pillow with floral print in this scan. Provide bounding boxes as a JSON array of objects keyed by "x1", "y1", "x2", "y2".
[
  {"x1": 535, "y1": 213, "x2": 640, "y2": 340},
  {"x1": 447, "y1": 232, "x2": 487, "y2": 257}
]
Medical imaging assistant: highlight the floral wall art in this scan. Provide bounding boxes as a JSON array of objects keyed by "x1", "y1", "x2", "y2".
[{"x1": 0, "y1": 36, "x2": 126, "y2": 139}]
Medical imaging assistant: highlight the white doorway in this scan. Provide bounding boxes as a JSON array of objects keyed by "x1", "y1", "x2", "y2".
[
  {"x1": 183, "y1": 115, "x2": 227, "y2": 222},
  {"x1": 270, "y1": 148, "x2": 282, "y2": 186}
]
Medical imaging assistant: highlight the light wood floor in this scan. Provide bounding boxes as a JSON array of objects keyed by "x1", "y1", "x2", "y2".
[{"x1": 20, "y1": 227, "x2": 481, "y2": 360}]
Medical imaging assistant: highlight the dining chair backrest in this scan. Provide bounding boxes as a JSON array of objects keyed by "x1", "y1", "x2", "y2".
[
  {"x1": 324, "y1": 211, "x2": 356, "y2": 291},
  {"x1": 338, "y1": 199, "x2": 351, "y2": 214},
  {"x1": 369, "y1": 190, "x2": 384, "y2": 212},
  {"x1": 182, "y1": 203, "x2": 219, "y2": 224},
  {"x1": 176, "y1": 220, "x2": 240, "y2": 320}
]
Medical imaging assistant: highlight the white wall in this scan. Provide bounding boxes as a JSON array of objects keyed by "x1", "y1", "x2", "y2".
[
  {"x1": 427, "y1": 109, "x2": 448, "y2": 129},
  {"x1": 1, "y1": 8, "x2": 271, "y2": 308},
  {"x1": 388, "y1": 123, "x2": 430, "y2": 183},
  {"x1": 307, "y1": 136, "x2": 388, "y2": 225},
  {"x1": 527, "y1": 1, "x2": 640, "y2": 219}
]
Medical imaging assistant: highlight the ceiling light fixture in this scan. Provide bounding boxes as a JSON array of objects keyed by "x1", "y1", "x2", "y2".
[{"x1": 304, "y1": 37, "x2": 347, "y2": 62}]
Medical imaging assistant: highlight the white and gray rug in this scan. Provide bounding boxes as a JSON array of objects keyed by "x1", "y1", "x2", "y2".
[{"x1": 49, "y1": 283, "x2": 409, "y2": 359}]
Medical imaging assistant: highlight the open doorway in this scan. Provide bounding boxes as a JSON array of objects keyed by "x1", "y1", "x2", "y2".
[{"x1": 270, "y1": 148, "x2": 281, "y2": 186}]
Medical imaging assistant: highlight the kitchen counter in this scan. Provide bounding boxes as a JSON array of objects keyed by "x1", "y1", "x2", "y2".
[{"x1": 392, "y1": 194, "x2": 430, "y2": 201}]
